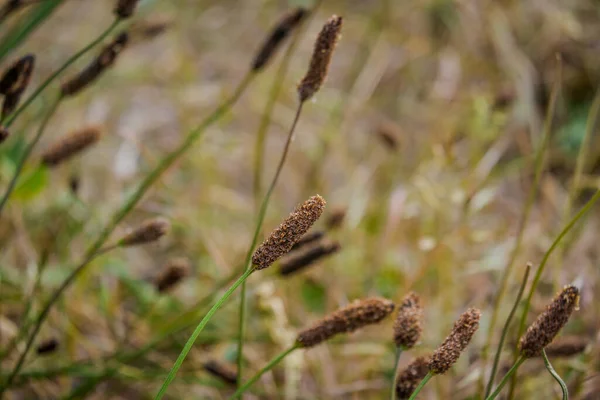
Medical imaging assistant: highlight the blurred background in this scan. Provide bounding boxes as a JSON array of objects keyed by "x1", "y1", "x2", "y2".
[{"x1": 1, "y1": 0, "x2": 600, "y2": 398}]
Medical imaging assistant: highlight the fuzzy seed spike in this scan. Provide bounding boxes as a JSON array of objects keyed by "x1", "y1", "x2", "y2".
[
  {"x1": 296, "y1": 297, "x2": 395, "y2": 348},
  {"x1": 519, "y1": 285, "x2": 580, "y2": 358},
  {"x1": 154, "y1": 258, "x2": 191, "y2": 293},
  {"x1": 393, "y1": 292, "x2": 423, "y2": 349},
  {"x1": 61, "y1": 33, "x2": 129, "y2": 97},
  {"x1": 541, "y1": 335, "x2": 588, "y2": 358},
  {"x1": 40, "y1": 127, "x2": 101, "y2": 167},
  {"x1": 279, "y1": 238, "x2": 340, "y2": 276},
  {"x1": 118, "y1": 217, "x2": 170, "y2": 247},
  {"x1": 203, "y1": 360, "x2": 237, "y2": 386},
  {"x1": 114, "y1": 0, "x2": 140, "y2": 19},
  {"x1": 395, "y1": 356, "x2": 430, "y2": 400},
  {"x1": 429, "y1": 308, "x2": 481, "y2": 374},
  {"x1": 36, "y1": 338, "x2": 59, "y2": 355},
  {"x1": 291, "y1": 230, "x2": 325, "y2": 251},
  {"x1": 251, "y1": 8, "x2": 307, "y2": 71},
  {"x1": 0, "y1": 127, "x2": 9, "y2": 143},
  {"x1": 297, "y1": 15, "x2": 342, "y2": 102},
  {"x1": 252, "y1": 195, "x2": 326, "y2": 271},
  {"x1": 0, "y1": 54, "x2": 35, "y2": 117}
]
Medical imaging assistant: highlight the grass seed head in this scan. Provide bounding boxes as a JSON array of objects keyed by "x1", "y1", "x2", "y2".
[
  {"x1": 291, "y1": 230, "x2": 325, "y2": 251},
  {"x1": 0, "y1": 127, "x2": 9, "y2": 143},
  {"x1": 203, "y1": 360, "x2": 237, "y2": 386},
  {"x1": 252, "y1": 8, "x2": 308, "y2": 71},
  {"x1": 519, "y1": 285, "x2": 580, "y2": 358},
  {"x1": 296, "y1": 297, "x2": 395, "y2": 348},
  {"x1": 36, "y1": 338, "x2": 59, "y2": 355},
  {"x1": 393, "y1": 292, "x2": 423, "y2": 349},
  {"x1": 326, "y1": 206, "x2": 346, "y2": 230},
  {"x1": 118, "y1": 217, "x2": 170, "y2": 247},
  {"x1": 114, "y1": 0, "x2": 140, "y2": 19},
  {"x1": 61, "y1": 32, "x2": 129, "y2": 97},
  {"x1": 41, "y1": 126, "x2": 102, "y2": 167},
  {"x1": 297, "y1": 15, "x2": 343, "y2": 102},
  {"x1": 154, "y1": 257, "x2": 191, "y2": 293},
  {"x1": 541, "y1": 335, "x2": 588, "y2": 358},
  {"x1": 429, "y1": 308, "x2": 481, "y2": 374},
  {"x1": 0, "y1": 54, "x2": 35, "y2": 117},
  {"x1": 252, "y1": 195, "x2": 326, "y2": 271},
  {"x1": 396, "y1": 356, "x2": 430, "y2": 400},
  {"x1": 279, "y1": 237, "x2": 340, "y2": 276}
]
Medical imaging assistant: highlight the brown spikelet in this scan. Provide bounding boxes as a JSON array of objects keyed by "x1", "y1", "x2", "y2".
[
  {"x1": 539, "y1": 335, "x2": 588, "y2": 358},
  {"x1": 69, "y1": 175, "x2": 80, "y2": 195},
  {"x1": 251, "y1": 8, "x2": 308, "y2": 71},
  {"x1": 291, "y1": 230, "x2": 325, "y2": 251},
  {"x1": 279, "y1": 238, "x2": 340, "y2": 276},
  {"x1": 36, "y1": 338, "x2": 59, "y2": 355},
  {"x1": 154, "y1": 258, "x2": 191, "y2": 293},
  {"x1": 252, "y1": 195, "x2": 326, "y2": 271},
  {"x1": 297, "y1": 15, "x2": 343, "y2": 102},
  {"x1": 0, "y1": 127, "x2": 9, "y2": 143},
  {"x1": 40, "y1": 127, "x2": 101, "y2": 167},
  {"x1": 0, "y1": 1, "x2": 22, "y2": 22},
  {"x1": 203, "y1": 360, "x2": 237, "y2": 386},
  {"x1": 519, "y1": 285, "x2": 580, "y2": 358},
  {"x1": 0, "y1": 54, "x2": 35, "y2": 118},
  {"x1": 296, "y1": 297, "x2": 395, "y2": 348},
  {"x1": 429, "y1": 308, "x2": 481, "y2": 374},
  {"x1": 376, "y1": 121, "x2": 402, "y2": 151},
  {"x1": 393, "y1": 292, "x2": 423, "y2": 349},
  {"x1": 326, "y1": 206, "x2": 346, "y2": 230},
  {"x1": 130, "y1": 16, "x2": 172, "y2": 42},
  {"x1": 395, "y1": 356, "x2": 430, "y2": 400},
  {"x1": 61, "y1": 33, "x2": 129, "y2": 97},
  {"x1": 118, "y1": 217, "x2": 170, "y2": 247},
  {"x1": 114, "y1": 0, "x2": 140, "y2": 19}
]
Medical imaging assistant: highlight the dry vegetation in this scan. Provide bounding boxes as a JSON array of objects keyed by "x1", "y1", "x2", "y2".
[{"x1": 0, "y1": 0, "x2": 599, "y2": 399}]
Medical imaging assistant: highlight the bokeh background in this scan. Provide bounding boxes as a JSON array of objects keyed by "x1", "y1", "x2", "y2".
[{"x1": 1, "y1": 0, "x2": 600, "y2": 398}]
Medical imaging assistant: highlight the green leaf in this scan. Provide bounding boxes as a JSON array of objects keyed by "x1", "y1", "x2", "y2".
[
  {"x1": 12, "y1": 165, "x2": 47, "y2": 201},
  {"x1": 301, "y1": 279, "x2": 326, "y2": 313}
]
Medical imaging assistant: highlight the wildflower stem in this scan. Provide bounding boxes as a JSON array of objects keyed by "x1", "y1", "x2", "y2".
[
  {"x1": 155, "y1": 268, "x2": 253, "y2": 399},
  {"x1": 391, "y1": 348, "x2": 403, "y2": 400},
  {"x1": 407, "y1": 371, "x2": 433, "y2": 400},
  {"x1": 230, "y1": 345, "x2": 299, "y2": 399},
  {"x1": 486, "y1": 356, "x2": 526, "y2": 400},
  {"x1": 485, "y1": 263, "x2": 531, "y2": 397},
  {"x1": 542, "y1": 349, "x2": 568, "y2": 400}
]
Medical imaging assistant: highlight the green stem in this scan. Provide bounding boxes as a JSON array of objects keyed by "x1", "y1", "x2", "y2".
[
  {"x1": 0, "y1": 95, "x2": 61, "y2": 216},
  {"x1": 407, "y1": 371, "x2": 433, "y2": 400},
  {"x1": 235, "y1": 101, "x2": 304, "y2": 387},
  {"x1": 155, "y1": 268, "x2": 254, "y2": 399},
  {"x1": 542, "y1": 349, "x2": 568, "y2": 400},
  {"x1": 391, "y1": 348, "x2": 403, "y2": 400},
  {"x1": 486, "y1": 356, "x2": 526, "y2": 400},
  {"x1": 479, "y1": 62, "x2": 559, "y2": 395},
  {"x1": 1, "y1": 19, "x2": 120, "y2": 128},
  {"x1": 484, "y1": 263, "x2": 531, "y2": 397},
  {"x1": 230, "y1": 345, "x2": 298, "y2": 399}
]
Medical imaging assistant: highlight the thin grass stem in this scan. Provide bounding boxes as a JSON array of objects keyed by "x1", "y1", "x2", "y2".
[
  {"x1": 486, "y1": 356, "x2": 526, "y2": 400},
  {"x1": 407, "y1": 371, "x2": 433, "y2": 400},
  {"x1": 391, "y1": 348, "x2": 403, "y2": 400},
  {"x1": 542, "y1": 349, "x2": 568, "y2": 400}
]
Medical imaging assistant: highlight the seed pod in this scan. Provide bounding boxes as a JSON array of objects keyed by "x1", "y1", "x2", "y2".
[
  {"x1": 279, "y1": 238, "x2": 340, "y2": 276},
  {"x1": 154, "y1": 258, "x2": 191, "y2": 293},
  {"x1": 396, "y1": 356, "x2": 430, "y2": 400},
  {"x1": 519, "y1": 285, "x2": 580, "y2": 358},
  {"x1": 252, "y1": 195, "x2": 326, "y2": 271},
  {"x1": 326, "y1": 206, "x2": 346, "y2": 230},
  {"x1": 393, "y1": 292, "x2": 423, "y2": 349},
  {"x1": 429, "y1": 308, "x2": 481, "y2": 374},
  {"x1": 36, "y1": 338, "x2": 59, "y2": 355},
  {"x1": 61, "y1": 33, "x2": 129, "y2": 97},
  {"x1": 203, "y1": 360, "x2": 237, "y2": 386},
  {"x1": 251, "y1": 8, "x2": 307, "y2": 71},
  {"x1": 0, "y1": 54, "x2": 35, "y2": 117},
  {"x1": 114, "y1": 0, "x2": 140, "y2": 19},
  {"x1": 118, "y1": 217, "x2": 170, "y2": 247},
  {"x1": 297, "y1": 15, "x2": 343, "y2": 102},
  {"x1": 0, "y1": 127, "x2": 9, "y2": 143},
  {"x1": 296, "y1": 297, "x2": 395, "y2": 348},
  {"x1": 40, "y1": 126, "x2": 102, "y2": 167},
  {"x1": 291, "y1": 230, "x2": 325, "y2": 251},
  {"x1": 542, "y1": 335, "x2": 588, "y2": 358}
]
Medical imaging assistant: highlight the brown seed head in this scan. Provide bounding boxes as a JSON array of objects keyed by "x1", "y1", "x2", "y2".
[
  {"x1": 0, "y1": 0, "x2": 24, "y2": 22},
  {"x1": 251, "y1": 8, "x2": 308, "y2": 71},
  {"x1": 0, "y1": 127, "x2": 9, "y2": 143},
  {"x1": 297, "y1": 15, "x2": 343, "y2": 102},
  {"x1": 252, "y1": 195, "x2": 326, "y2": 271},
  {"x1": 326, "y1": 206, "x2": 346, "y2": 230},
  {"x1": 296, "y1": 297, "x2": 395, "y2": 348},
  {"x1": 395, "y1": 356, "x2": 430, "y2": 400},
  {"x1": 61, "y1": 33, "x2": 129, "y2": 97},
  {"x1": 130, "y1": 16, "x2": 172, "y2": 42},
  {"x1": 393, "y1": 292, "x2": 423, "y2": 349},
  {"x1": 118, "y1": 217, "x2": 170, "y2": 247},
  {"x1": 36, "y1": 338, "x2": 59, "y2": 355},
  {"x1": 114, "y1": 0, "x2": 140, "y2": 19},
  {"x1": 203, "y1": 360, "x2": 237, "y2": 386},
  {"x1": 279, "y1": 237, "x2": 340, "y2": 276},
  {"x1": 0, "y1": 54, "x2": 35, "y2": 118},
  {"x1": 291, "y1": 230, "x2": 325, "y2": 251},
  {"x1": 40, "y1": 126, "x2": 102, "y2": 167},
  {"x1": 154, "y1": 257, "x2": 191, "y2": 293},
  {"x1": 519, "y1": 285, "x2": 580, "y2": 358},
  {"x1": 429, "y1": 308, "x2": 481, "y2": 374},
  {"x1": 540, "y1": 335, "x2": 588, "y2": 358}
]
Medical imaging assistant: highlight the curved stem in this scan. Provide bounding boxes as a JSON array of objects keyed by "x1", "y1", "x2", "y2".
[
  {"x1": 391, "y1": 348, "x2": 403, "y2": 400},
  {"x1": 236, "y1": 101, "x2": 304, "y2": 386},
  {"x1": 0, "y1": 95, "x2": 61, "y2": 216},
  {"x1": 2, "y1": 19, "x2": 120, "y2": 128},
  {"x1": 230, "y1": 345, "x2": 299, "y2": 399},
  {"x1": 485, "y1": 263, "x2": 531, "y2": 397},
  {"x1": 407, "y1": 371, "x2": 433, "y2": 400},
  {"x1": 154, "y1": 268, "x2": 253, "y2": 399},
  {"x1": 542, "y1": 349, "x2": 568, "y2": 400},
  {"x1": 486, "y1": 356, "x2": 526, "y2": 400}
]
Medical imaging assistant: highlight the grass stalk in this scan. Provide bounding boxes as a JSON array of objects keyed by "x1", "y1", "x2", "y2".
[
  {"x1": 391, "y1": 348, "x2": 403, "y2": 400},
  {"x1": 230, "y1": 344, "x2": 299, "y2": 399},
  {"x1": 542, "y1": 349, "x2": 568, "y2": 400},
  {"x1": 486, "y1": 356, "x2": 526, "y2": 400},
  {"x1": 154, "y1": 268, "x2": 254, "y2": 399},
  {"x1": 407, "y1": 371, "x2": 433, "y2": 400}
]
